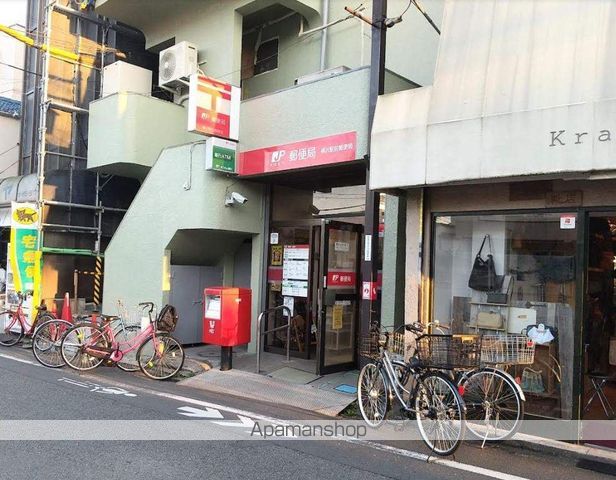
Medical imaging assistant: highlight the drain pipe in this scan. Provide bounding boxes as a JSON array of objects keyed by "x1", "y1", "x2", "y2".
[
  {"x1": 184, "y1": 141, "x2": 207, "y2": 191},
  {"x1": 320, "y1": 0, "x2": 329, "y2": 71}
]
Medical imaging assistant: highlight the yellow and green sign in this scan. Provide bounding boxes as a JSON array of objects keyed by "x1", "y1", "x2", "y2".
[{"x1": 9, "y1": 203, "x2": 42, "y2": 312}]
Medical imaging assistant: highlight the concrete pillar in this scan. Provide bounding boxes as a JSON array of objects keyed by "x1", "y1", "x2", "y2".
[
  {"x1": 380, "y1": 194, "x2": 406, "y2": 330},
  {"x1": 405, "y1": 188, "x2": 425, "y2": 325},
  {"x1": 247, "y1": 232, "x2": 265, "y2": 353}
]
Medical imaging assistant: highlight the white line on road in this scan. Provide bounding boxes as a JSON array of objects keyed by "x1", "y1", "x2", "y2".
[
  {"x1": 0, "y1": 352, "x2": 41, "y2": 367},
  {"x1": 355, "y1": 440, "x2": 530, "y2": 480},
  {"x1": 0, "y1": 352, "x2": 531, "y2": 480}
]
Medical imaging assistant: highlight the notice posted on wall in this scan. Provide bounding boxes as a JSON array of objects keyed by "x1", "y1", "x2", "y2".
[
  {"x1": 282, "y1": 245, "x2": 310, "y2": 298},
  {"x1": 282, "y1": 280, "x2": 308, "y2": 298}
]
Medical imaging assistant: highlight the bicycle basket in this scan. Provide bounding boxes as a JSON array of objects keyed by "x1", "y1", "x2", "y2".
[
  {"x1": 415, "y1": 334, "x2": 481, "y2": 369},
  {"x1": 480, "y1": 334, "x2": 535, "y2": 365},
  {"x1": 156, "y1": 304, "x2": 178, "y2": 333},
  {"x1": 359, "y1": 331, "x2": 406, "y2": 361}
]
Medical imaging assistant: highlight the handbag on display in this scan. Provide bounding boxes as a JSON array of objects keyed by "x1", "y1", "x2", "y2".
[
  {"x1": 468, "y1": 235, "x2": 498, "y2": 292},
  {"x1": 476, "y1": 311, "x2": 503, "y2": 329}
]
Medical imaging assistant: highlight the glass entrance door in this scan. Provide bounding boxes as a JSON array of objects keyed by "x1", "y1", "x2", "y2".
[{"x1": 317, "y1": 220, "x2": 362, "y2": 375}]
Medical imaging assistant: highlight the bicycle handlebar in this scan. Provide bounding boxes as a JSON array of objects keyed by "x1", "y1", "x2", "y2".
[{"x1": 138, "y1": 302, "x2": 155, "y2": 314}]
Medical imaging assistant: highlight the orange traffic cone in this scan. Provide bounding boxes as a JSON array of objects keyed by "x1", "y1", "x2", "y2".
[{"x1": 61, "y1": 292, "x2": 72, "y2": 321}]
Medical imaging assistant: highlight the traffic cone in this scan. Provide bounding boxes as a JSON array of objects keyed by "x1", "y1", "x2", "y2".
[{"x1": 61, "y1": 292, "x2": 72, "y2": 321}]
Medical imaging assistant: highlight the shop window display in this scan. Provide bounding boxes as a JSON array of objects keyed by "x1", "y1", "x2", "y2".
[{"x1": 432, "y1": 213, "x2": 576, "y2": 418}]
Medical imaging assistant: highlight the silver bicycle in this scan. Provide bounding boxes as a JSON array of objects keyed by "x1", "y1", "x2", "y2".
[
  {"x1": 427, "y1": 320, "x2": 533, "y2": 443},
  {"x1": 357, "y1": 322, "x2": 471, "y2": 456}
]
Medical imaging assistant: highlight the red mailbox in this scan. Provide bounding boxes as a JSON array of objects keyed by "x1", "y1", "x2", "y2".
[{"x1": 203, "y1": 287, "x2": 251, "y2": 346}]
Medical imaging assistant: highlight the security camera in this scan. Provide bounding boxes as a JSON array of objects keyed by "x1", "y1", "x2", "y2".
[{"x1": 225, "y1": 191, "x2": 248, "y2": 206}]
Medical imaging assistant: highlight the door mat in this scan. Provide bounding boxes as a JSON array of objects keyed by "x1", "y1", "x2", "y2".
[
  {"x1": 268, "y1": 366, "x2": 320, "y2": 384},
  {"x1": 334, "y1": 384, "x2": 357, "y2": 395}
]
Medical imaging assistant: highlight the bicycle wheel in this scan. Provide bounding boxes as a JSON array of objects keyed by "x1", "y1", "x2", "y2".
[
  {"x1": 414, "y1": 371, "x2": 466, "y2": 456},
  {"x1": 137, "y1": 334, "x2": 184, "y2": 380},
  {"x1": 357, "y1": 362, "x2": 389, "y2": 427},
  {"x1": 0, "y1": 311, "x2": 24, "y2": 346},
  {"x1": 115, "y1": 325, "x2": 141, "y2": 372},
  {"x1": 61, "y1": 324, "x2": 109, "y2": 371},
  {"x1": 461, "y1": 368, "x2": 523, "y2": 441},
  {"x1": 32, "y1": 319, "x2": 72, "y2": 368}
]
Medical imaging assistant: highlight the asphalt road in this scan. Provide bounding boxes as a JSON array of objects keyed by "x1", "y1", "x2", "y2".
[{"x1": 0, "y1": 347, "x2": 614, "y2": 480}]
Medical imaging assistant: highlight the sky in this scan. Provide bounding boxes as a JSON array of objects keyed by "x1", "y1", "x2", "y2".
[{"x1": 0, "y1": 0, "x2": 27, "y2": 26}]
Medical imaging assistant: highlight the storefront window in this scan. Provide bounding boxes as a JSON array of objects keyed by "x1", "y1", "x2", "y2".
[{"x1": 432, "y1": 212, "x2": 577, "y2": 419}]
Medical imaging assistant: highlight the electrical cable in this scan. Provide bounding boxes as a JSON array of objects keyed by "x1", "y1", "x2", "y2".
[
  {"x1": 0, "y1": 144, "x2": 19, "y2": 158},
  {"x1": 0, "y1": 60, "x2": 41, "y2": 77}
]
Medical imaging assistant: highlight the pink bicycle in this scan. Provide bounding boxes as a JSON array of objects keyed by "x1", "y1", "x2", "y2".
[{"x1": 60, "y1": 302, "x2": 185, "y2": 380}]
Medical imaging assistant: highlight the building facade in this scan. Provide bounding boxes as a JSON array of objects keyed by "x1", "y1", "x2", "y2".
[
  {"x1": 89, "y1": 0, "x2": 443, "y2": 374},
  {"x1": 371, "y1": 0, "x2": 616, "y2": 441}
]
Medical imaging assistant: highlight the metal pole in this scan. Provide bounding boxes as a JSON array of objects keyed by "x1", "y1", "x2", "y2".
[
  {"x1": 220, "y1": 346, "x2": 232, "y2": 371},
  {"x1": 285, "y1": 306, "x2": 290, "y2": 363},
  {"x1": 360, "y1": 0, "x2": 387, "y2": 365},
  {"x1": 256, "y1": 311, "x2": 263, "y2": 373},
  {"x1": 37, "y1": 0, "x2": 54, "y2": 252},
  {"x1": 320, "y1": 0, "x2": 329, "y2": 71},
  {"x1": 73, "y1": 269, "x2": 78, "y2": 306}
]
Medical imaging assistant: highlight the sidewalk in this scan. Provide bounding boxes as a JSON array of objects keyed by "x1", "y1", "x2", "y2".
[{"x1": 180, "y1": 344, "x2": 358, "y2": 416}]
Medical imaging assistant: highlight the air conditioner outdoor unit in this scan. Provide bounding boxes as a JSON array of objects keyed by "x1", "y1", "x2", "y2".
[{"x1": 159, "y1": 41, "x2": 198, "y2": 87}]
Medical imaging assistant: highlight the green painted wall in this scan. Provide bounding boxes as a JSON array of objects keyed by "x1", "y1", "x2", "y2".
[
  {"x1": 103, "y1": 143, "x2": 265, "y2": 347},
  {"x1": 97, "y1": 0, "x2": 442, "y2": 91},
  {"x1": 240, "y1": 66, "x2": 370, "y2": 154},
  {"x1": 88, "y1": 93, "x2": 201, "y2": 179}
]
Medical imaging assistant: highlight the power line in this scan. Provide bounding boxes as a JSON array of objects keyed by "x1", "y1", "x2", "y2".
[
  {"x1": 0, "y1": 158, "x2": 19, "y2": 176},
  {"x1": 0, "y1": 60, "x2": 41, "y2": 77}
]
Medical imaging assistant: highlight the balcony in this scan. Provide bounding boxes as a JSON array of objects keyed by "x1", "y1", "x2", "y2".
[
  {"x1": 88, "y1": 66, "x2": 412, "y2": 183},
  {"x1": 87, "y1": 92, "x2": 200, "y2": 179}
]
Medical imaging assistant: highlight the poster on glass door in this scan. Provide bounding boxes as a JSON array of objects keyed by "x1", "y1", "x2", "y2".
[{"x1": 282, "y1": 245, "x2": 309, "y2": 297}]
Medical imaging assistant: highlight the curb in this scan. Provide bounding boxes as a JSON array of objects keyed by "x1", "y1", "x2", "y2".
[
  {"x1": 178, "y1": 356, "x2": 212, "y2": 378},
  {"x1": 505, "y1": 434, "x2": 616, "y2": 465}
]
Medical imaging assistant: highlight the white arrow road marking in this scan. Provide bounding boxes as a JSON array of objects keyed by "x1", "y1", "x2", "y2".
[
  {"x1": 177, "y1": 406, "x2": 224, "y2": 419},
  {"x1": 213, "y1": 415, "x2": 255, "y2": 429}
]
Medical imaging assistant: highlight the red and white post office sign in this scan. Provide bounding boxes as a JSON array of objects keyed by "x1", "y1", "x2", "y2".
[
  {"x1": 238, "y1": 131, "x2": 357, "y2": 176},
  {"x1": 327, "y1": 271, "x2": 356, "y2": 288},
  {"x1": 560, "y1": 214, "x2": 576, "y2": 230},
  {"x1": 188, "y1": 74, "x2": 240, "y2": 141}
]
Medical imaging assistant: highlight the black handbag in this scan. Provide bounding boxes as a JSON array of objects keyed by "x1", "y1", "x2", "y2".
[{"x1": 468, "y1": 235, "x2": 498, "y2": 291}]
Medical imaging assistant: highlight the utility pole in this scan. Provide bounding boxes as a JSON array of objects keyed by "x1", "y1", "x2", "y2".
[{"x1": 360, "y1": 0, "x2": 387, "y2": 349}]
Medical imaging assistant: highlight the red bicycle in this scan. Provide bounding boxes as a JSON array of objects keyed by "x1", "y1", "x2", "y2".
[
  {"x1": 0, "y1": 292, "x2": 73, "y2": 368},
  {"x1": 0, "y1": 292, "x2": 56, "y2": 346},
  {"x1": 60, "y1": 302, "x2": 185, "y2": 380}
]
